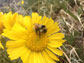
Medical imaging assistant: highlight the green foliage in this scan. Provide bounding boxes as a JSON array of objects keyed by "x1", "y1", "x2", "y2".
[{"x1": 65, "y1": 33, "x2": 75, "y2": 45}]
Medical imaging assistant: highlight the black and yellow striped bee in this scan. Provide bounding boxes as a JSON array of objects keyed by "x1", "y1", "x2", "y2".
[{"x1": 34, "y1": 24, "x2": 47, "y2": 36}]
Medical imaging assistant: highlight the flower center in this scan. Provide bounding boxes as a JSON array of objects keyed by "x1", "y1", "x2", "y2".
[{"x1": 26, "y1": 24, "x2": 48, "y2": 52}]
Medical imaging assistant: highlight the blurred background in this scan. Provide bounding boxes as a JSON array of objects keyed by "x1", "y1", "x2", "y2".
[{"x1": 0, "y1": 0, "x2": 84, "y2": 63}]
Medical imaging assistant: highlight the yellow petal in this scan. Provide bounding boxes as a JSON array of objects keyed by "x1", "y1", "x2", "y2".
[
  {"x1": 47, "y1": 46, "x2": 63, "y2": 56},
  {"x1": 46, "y1": 20, "x2": 60, "y2": 36},
  {"x1": 2, "y1": 23, "x2": 28, "y2": 40},
  {"x1": 21, "y1": 49, "x2": 31, "y2": 63},
  {"x1": 41, "y1": 16, "x2": 51, "y2": 25},
  {"x1": 33, "y1": 52, "x2": 41, "y2": 63},
  {"x1": 7, "y1": 46, "x2": 27, "y2": 60},
  {"x1": 48, "y1": 33, "x2": 64, "y2": 39},
  {"x1": 6, "y1": 40, "x2": 25, "y2": 48},
  {"x1": 42, "y1": 51, "x2": 56, "y2": 63},
  {"x1": 31, "y1": 12, "x2": 42, "y2": 24},
  {"x1": 23, "y1": 16, "x2": 32, "y2": 29},
  {"x1": 48, "y1": 39, "x2": 65, "y2": 48},
  {"x1": 28, "y1": 52, "x2": 34, "y2": 63},
  {"x1": 45, "y1": 49, "x2": 59, "y2": 61},
  {"x1": 3, "y1": 12, "x2": 12, "y2": 29},
  {"x1": 44, "y1": 18, "x2": 54, "y2": 27},
  {"x1": 0, "y1": 12, "x2": 4, "y2": 34},
  {"x1": 3, "y1": 12, "x2": 17, "y2": 30},
  {"x1": 33, "y1": 52, "x2": 46, "y2": 63},
  {"x1": 38, "y1": 53, "x2": 47, "y2": 63}
]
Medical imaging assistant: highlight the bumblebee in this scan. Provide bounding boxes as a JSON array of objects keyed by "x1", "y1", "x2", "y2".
[{"x1": 34, "y1": 24, "x2": 47, "y2": 36}]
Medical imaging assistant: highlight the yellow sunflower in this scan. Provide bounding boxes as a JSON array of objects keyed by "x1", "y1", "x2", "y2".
[
  {"x1": 3, "y1": 12, "x2": 65, "y2": 63},
  {"x1": 2, "y1": 12, "x2": 25, "y2": 36},
  {"x1": 0, "y1": 12, "x2": 21, "y2": 49},
  {"x1": 0, "y1": 12, "x2": 21, "y2": 34}
]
